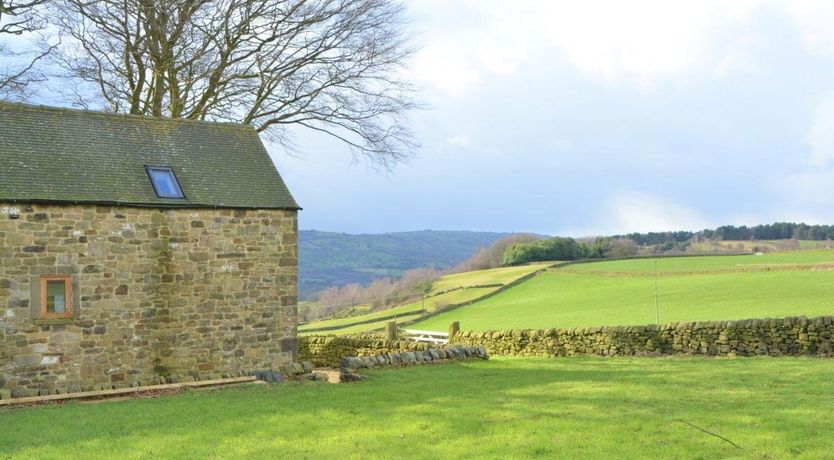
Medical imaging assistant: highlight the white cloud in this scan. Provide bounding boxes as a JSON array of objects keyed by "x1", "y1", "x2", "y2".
[
  {"x1": 475, "y1": 43, "x2": 529, "y2": 76},
  {"x1": 781, "y1": 1, "x2": 834, "y2": 57},
  {"x1": 806, "y1": 92, "x2": 834, "y2": 169},
  {"x1": 279, "y1": 2, "x2": 834, "y2": 234},
  {"x1": 408, "y1": 0, "x2": 766, "y2": 94},
  {"x1": 783, "y1": 169, "x2": 834, "y2": 206},
  {"x1": 606, "y1": 191, "x2": 711, "y2": 234},
  {"x1": 446, "y1": 135, "x2": 473, "y2": 147},
  {"x1": 411, "y1": 47, "x2": 483, "y2": 97},
  {"x1": 774, "y1": 92, "x2": 834, "y2": 215},
  {"x1": 529, "y1": 1, "x2": 722, "y2": 82},
  {"x1": 712, "y1": 36, "x2": 765, "y2": 78}
]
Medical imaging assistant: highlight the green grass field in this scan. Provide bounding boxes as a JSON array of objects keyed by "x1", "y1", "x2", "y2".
[
  {"x1": 298, "y1": 287, "x2": 498, "y2": 335},
  {"x1": 299, "y1": 263, "x2": 553, "y2": 334},
  {"x1": 317, "y1": 312, "x2": 426, "y2": 335},
  {"x1": 413, "y1": 251, "x2": 834, "y2": 332},
  {"x1": 299, "y1": 302, "x2": 425, "y2": 332},
  {"x1": 2, "y1": 357, "x2": 832, "y2": 459},
  {"x1": 689, "y1": 239, "x2": 832, "y2": 252},
  {"x1": 563, "y1": 251, "x2": 834, "y2": 274},
  {"x1": 429, "y1": 262, "x2": 553, "y2": 292}
]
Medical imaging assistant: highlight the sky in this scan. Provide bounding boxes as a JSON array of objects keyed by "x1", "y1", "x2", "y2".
[
  {"x1": 6, "y1": 1, "x2": 834, "y2": 236},
  {"x1": 273, "y1": 0, "x2": 834, "y2": 236}
]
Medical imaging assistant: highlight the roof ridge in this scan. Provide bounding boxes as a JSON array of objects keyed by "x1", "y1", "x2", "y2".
[{"x1": 0, "y1": 100, "x2": 256, "y2": 131}]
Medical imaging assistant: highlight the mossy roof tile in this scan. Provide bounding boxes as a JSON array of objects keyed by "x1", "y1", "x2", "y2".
[{"x1": 0, "y1": 102, "x2": 299, "y2": 210}]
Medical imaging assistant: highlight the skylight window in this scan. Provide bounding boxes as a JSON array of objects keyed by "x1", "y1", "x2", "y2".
[{"x1": 146, "y1": 166, "x2": 185, "y2": 199}]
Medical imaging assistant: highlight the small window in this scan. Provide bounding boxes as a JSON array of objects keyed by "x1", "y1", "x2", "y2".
[
  {"x1": 146, "y1": 166, "x2": 185, "y2": 198},
  {"x1": 40, "y1": 275, "x2": 73, "y2": 318}
]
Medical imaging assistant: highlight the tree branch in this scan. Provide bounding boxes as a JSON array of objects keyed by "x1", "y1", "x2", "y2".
[{"x1": 47, "y1": 0, "x2": 420, "y2": 167}]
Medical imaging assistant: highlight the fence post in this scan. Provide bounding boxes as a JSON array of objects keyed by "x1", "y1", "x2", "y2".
[
  {"x1": 448, "y1": 321, "x2": 460, "y2": 338},
  {"x1": 385, "y1": 321, "x2": 398, "y2": 341}
]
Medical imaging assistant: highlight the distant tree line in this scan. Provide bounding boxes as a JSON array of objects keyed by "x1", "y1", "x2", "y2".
[
  {"x1": 452, "y1": 234, "x2": 541, "y2": 272},
  {"x1": 500, "y1": 222, "x2": 834, "y2": 266},
  {"x1": 617, "y1": 222, "x2": 834, "y2": 245},
  {"x1": 501, "y1": 237, "x2": 607, "y2": 266},
  {"x1": 703, "y1": 223, "x2": 834, "y2": 241},
  {"x1": 618, "y1": 231, "x2": 694, "y2": 246}
]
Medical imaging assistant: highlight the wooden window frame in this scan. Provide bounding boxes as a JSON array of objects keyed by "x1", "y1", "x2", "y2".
[{"x1": 40, "y1": 275, "x2": 73, "y2": 319}]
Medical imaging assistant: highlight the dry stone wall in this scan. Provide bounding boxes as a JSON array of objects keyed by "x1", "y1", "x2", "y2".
[
  {"x1": 341, "y1": 345, "x2": 488, "y2": 372},
  {"x1": 299, "y1": 335, "x2": 434, "y2": 367},
  {"x1": 0, "y1": 203, "x2": 298, "y2": 399},
  {"x1": 448, "y1": 316, "x2": 834, "y2": 358}
]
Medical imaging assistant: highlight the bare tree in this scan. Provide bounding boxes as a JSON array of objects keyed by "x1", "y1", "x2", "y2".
[
  {"x1": 604, "y1": 238, "x2": 639, "y2": 258},
  {"x1": 50, "y1": 0, "x2": 419, "y2": 165},
  {"x1": 313, "y1": 282, "x2": 364, "y2": 319},
  {"x1": 0, "y1": 0, "x2": 52, "y2": 99},
  {"x1": 305, "y1": 265, "x2": 442, "y2": 321},
  {"x1": 395, "y1": 266, "x2": 440, "y2": 293}
]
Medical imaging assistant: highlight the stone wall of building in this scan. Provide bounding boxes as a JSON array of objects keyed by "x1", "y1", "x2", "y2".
[
  {"x1": 448, "y1": 316, "x2": 834, "y2": 358},
  {"x1": 0, "y1": 203, "x2": 297, "y2": 398}
]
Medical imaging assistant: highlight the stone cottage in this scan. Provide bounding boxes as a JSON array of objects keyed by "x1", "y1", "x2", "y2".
[{"x1": 0, "y1": 102, "x2": 300, "y2": 399}]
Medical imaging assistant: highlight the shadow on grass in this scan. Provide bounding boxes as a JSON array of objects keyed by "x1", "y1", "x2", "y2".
[{"x1": 1, "y1": 357, "x2": 832, "y2": 459}]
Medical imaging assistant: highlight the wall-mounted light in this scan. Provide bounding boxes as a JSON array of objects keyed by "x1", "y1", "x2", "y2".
[{"x1": 8, "y1": 208, "x2": 20, "y2": 219}]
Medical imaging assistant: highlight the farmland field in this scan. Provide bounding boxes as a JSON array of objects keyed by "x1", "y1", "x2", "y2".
[
  {"x1": 2, "y1": 357, "x2": 832, "y2": 459},
  {"x1": 299, "y1": 302, "x2": 425, "y2": 332},
  {"x1": 563, "y1": 251, "x2": 834, "y2": 274},
  {"x1": 688, "y1": 239, "x2": 832, "y2": 253},
  {"x1": 413, "y1": 251, "x2": 834, "y2": 331},
  {"x1": 299, "y1": 263, "x2": 553, "y2": 334},
  {"x1": 428, "y1": 262, "x2": 553, "y2": 292},
  {"x1": 313, "y1": 312, "x2": 426, "y2": 335},
  {"x1": 298, "y1": 287, "x2": 499, "y2": 335}
]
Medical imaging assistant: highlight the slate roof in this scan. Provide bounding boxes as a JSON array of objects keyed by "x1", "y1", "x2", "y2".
[{"x1": 0, "y1": 102, "x2": 300, "y2": 210}]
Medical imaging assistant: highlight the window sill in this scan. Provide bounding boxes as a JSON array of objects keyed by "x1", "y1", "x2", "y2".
[{"x1": 33, "y1": 317, "x2": 76, "y2": 326}]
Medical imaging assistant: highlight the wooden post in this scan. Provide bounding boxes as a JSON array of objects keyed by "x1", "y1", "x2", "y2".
[
  {"x1": 385, "y1": 321, "x2": 398, "y2": 341},
  {"x1": 448, "y1": 321, "x2": 460, "y2": 338},
  {"x1": 654, "y1": 260, "x2": 659, "y2": 325}
]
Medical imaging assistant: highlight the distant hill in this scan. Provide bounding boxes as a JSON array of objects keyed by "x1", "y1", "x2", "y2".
[{"x1": 299, "y1": 230, "x2": 513, "y2": 298}]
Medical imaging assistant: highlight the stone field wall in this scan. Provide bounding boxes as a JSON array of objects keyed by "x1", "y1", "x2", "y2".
[
  {"x1": 299, "y1": 335, "x2": 434, "y2": 367},
  {"x1": 0, "y1": 203, "x2": 298, "y2": 399},
  {"x1": 448, "y1": 316, "x2": 834, "y2": 358},
  {"x1": 340, "y1": 345, "x2": 488, "y2": 372}
]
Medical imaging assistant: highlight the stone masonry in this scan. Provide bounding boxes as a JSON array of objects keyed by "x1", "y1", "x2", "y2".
[
  {"x1": 0, "y1": 203, "x2": 297, "y2": 398},
  {"x1": 449, "y1": 316, "x2": 834, "y2": 358},
  {"x1": 299, "y1": 335, "x2": 434, "y2": 367}
]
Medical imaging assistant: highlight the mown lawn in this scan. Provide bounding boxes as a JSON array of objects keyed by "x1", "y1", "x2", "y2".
[{"x1": 1, "y1": 357, "x2": 831, "y2": 459}]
